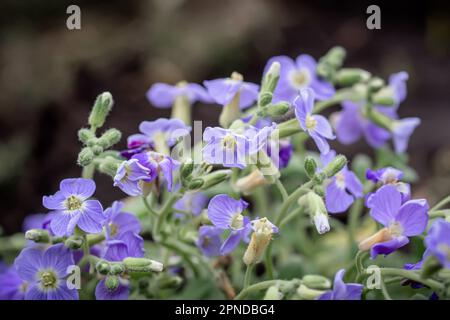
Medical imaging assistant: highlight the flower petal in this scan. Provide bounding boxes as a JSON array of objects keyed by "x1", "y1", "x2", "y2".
[
  {"x1": 42, "y1": 244, "x2": 75, "y2": 278},
  {"x1": 59, "y1": 178, "x2": 96, "y2": 199},
  {"x1": 368, "y1": 185, "x2": 402, "y2": 226},
  {"x1": 95, "y1": 278, "x2": 129, "y2": 300},
  {"x1": 326, "y1": 180, "x2": 354, "y2": 214},
  {"x1": 207, "y1": 195, "x2": 248, "y2": 229},
  {"x1": 146, "y1": 83, "x2": 175, "y2": 108},
  {"x1": 14, "y1": 247, "x2": 43, "y2": 282},
  {"x1": 370, "y1": 236, "x2": 409, "y2": 259},
  {"x1": 312, "y1": 114, "x2": 335, "y2": 139},
  {"x1": 396, "y1": 199, "x2": 429, "y2": 236}
]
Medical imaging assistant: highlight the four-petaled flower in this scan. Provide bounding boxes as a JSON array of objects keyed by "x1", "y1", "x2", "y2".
[
  {"x1": 43, "y1": 178, "x2": 105, "y2": 236},
  {"x1": 14, "y1": 244, "x2": 78, "y2": 300},
  {"x1": 360, "y1": 185, "x2": 428, "y2": 258},
  {"x1": 146, "y1": 82, "x2": 212, "y2": 108},
  {"x1": 317, "y1": 269, "x2": 363, "y2": 300},
  {"x1": 294, "y1": 88, "x2": 335, "y2": 154}
]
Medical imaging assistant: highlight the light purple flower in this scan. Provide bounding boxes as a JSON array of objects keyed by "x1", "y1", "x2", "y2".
[
  {"x1": 128, "y1": 118, "x2": 191, "y2": 149},
  {"x1": 104, "y1": 201, "x2": 141, "y2": 240},
  {"x1": 321, "y1": 151, "x2": 363, "y2": 214},
  {"x1": 95, "y1": 278, "x2": 129, "y2": 301},
  {"x1": 203, "y1": 127, "x2": 250, "y2": 168},
  {"x1": 146, "y1": 82, "x2": 212, "y2": 108},
  {"x1": 264, "y1": 54, "x2": 335, "y2": 103},
  {"x1": 294, "y1": 88, "x2": 335, "y2": 154},
  {"x1": 317, "y1": 269, "x2": 363, "y2": 300},
  {"x1": 334, "y1": 101, "x2": 391, "y2": 149},
  {"x1": 366, "y1": 167, "x2": 410, "y2": 203},
  {"x1": 0, "y1": 266, "x2": 27, "y2": 300},
  {"x1": 204, "y1": 76, "x2": 259, "y2": 109},
  {"x1": 392, "y1": 117, "x2": 421, "y2": 154},
  {"x1": 207, "y1": 194, "x2": 252, "y2": 255},
  {"x1": 196, "y1": 226, "x2": 223, "y2": 257},
  {"x1": 132, "y1": 151, "x2": 179, "y2": 192},
  {"x1": 364, "y1": 185, "x2": 428, "y2": 258},
  {"x1": 14, "y1": 244, "x2": 78, "y2": 300},
  {"x1": 268, "y1": 138, "x2": 293, "y2": 169},
  {"x1": 424, "y1": 218, "x2": 450, "y2": 269},
  {"x1": 114, "y1": 159, "x2": 152, "y2": 196},
  {"x1": 42, "y1": 178, "x2": 104, "y2": 237},
  {"x1": 174, "y1": 192, "x2": 208, "y2": 216},
  {"x1": 388, "y1": 71, "x2": 408, "y2": 108}
]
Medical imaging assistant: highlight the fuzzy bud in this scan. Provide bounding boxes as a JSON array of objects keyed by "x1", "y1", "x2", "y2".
[
  {"x1": 109, "y1": 263, "x2": 125, "y2": 275},
  {"x1": 105, "y1": 275, "x2": 120, "y2": 291},
  {"x1": 77, "y1": 147, "x2": 94, "y2": 167},
  {"x1": 265, "y1": 102, "x2": 290, "y2": 117},
  {"x1": 180, "y1": 158, "x2": 194, "y2": 180},
  {"x1": 258, "y1": 92, "x2": 273, "y2": 108},
  {"x1": 78, "y1": 128, "x2": 95, "y2": 144},
  {"x1": 64, "y1": 236, "x2": 84, "y2": 250},
  {"x1": 296, "y1": 284, "x2": 325, "y2": 300},
  {"x1": 98, "y1": 156, "x2": 121, "y2": 177},
  {"x1": 335, "y1": 68, "x2": 371, "y2": 86},
  {"x1": 304, "y1": 157, "x2": 317, "y2": 179},
  {"x1": 368, "y1": 77, "x2": 385, "y2": 92},
  {"x1": 262, "y1": 61, "x2": 281, "y2": 94},
  {"x1": 298, "y1": 192, "x2": 330, "y2": 235},
  {"x1": 263, "y1": 286, "x2": 283, "y2": 300},
  {"x1": 97, "y1": 128, "x2": 122, "y2": 149},
  {"x1": 302, "y1": 275, "x2": 332, "y2": 290},
  {"x1": 192, "y1": 170, "x2": 231, "y2": 190},
  {"x1": 322, "y1": 154, "x2": 347, "y2": 178},
  {"x1": 123, "y1": 257, "x2": 164, "y2": 273},
  {"x1": 25, "y1": 229, "x2": 50, "y2": 243},
  {"x1": 88, "y1": 92, "x2": 114, "y2": 129},
  {"x1": 371, "y1": 87, "x2": 396, "y2": 106},
  {"x1": 95, "y1": 261, "x2": 111, "y2": 275}
]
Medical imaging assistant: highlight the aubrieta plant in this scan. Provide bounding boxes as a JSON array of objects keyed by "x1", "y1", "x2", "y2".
[{"x1": 1, "y1": 46, "x2": 450, "y2": 300}]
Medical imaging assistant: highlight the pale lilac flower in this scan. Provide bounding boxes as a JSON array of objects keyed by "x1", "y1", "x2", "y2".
[
  {"x1": 264, "y1": 54, "x2": 334, "y2": 103},
  {"x1": 362, "y1": 185, "x2": 428, "y2": 258},
  {"x1": 392, "y1": 117, "x2": 421, "y2": 153},
  {"x1": 423, "y1": 219, "x2": 450, "y2": 269},
  {"x1": 128, "y1": 118, "x2": 191, "y2": 148},
  {"x1": 321, "y1": 151, "x2": 363, "y2": 214},
  {"x1": 388, "y1": 71, "x2": 408, "y2": 108},
  {"x1": 196, "y1": 226, "x2": 223, "y2": 257},
  {"x1": 14, "y1": 244, "x2": 78, "y2": 300},
  {"x1": 207, "y1": 194, "x2": 252, "y2": 255},
  {"x1": 146, "y1": 82, "x2": 212, "y2": 108},
  {"x1": 366, "y1": 167, "x2": 410, "y2": 203},
  {"x1": 103, "y1": 201, "x2": 141, "y2": 240},
  {"x1": 204, "y1": 77, "x2": 259, "y2": 109},
  {"x1": 174, "y1": 192, "x2": 208, "y2": 216},
  {"x1": 0, "y1": 266, "x2": 27, "y2": 300},
  {"x1": 42, "y1": 178, "x2": 104, "y2": 236},
  {"x1": 294, "y1": 88, "x2": 335, "y2": 154},
  {"x1": 114, "y1": 159, "x2": 153, "y2": 196},
  {"x1": 317, "y1": 269, "x2": 363, "y2": 300}
]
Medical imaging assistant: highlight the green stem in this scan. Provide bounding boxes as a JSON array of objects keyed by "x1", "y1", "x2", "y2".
[
  {"x1": 153, "y1": 191, "x2": 183, "y2": 238},
  {"x1": 380, "y1": 268, "x2": 445, "y2": 293},
  {"x1": 429, "y1": 209, "x2": 450, "y2": 219},
  {"x1": 275, "y1": 180, "x2": 314, "y2": 226},
  {"x1": 235, "y1": 280, "x2": 293, "y2": 300},
  {"x1": 264, "y1": 245, "x2": 274, "y2": 279},
  {"x1": 275, "y1": 179, "x2": 288, "y2": 201},
  {"x1": 380, "y1": 276, "x2": 392, "y2": 300},
  {"x1": 431, "y1": 195, "x2": 450, "y2": 211},
  {"x1": 243, "y1": 264, "x2": 254, "y2": 290},
  {"x1": 142, "y1": 195, "x2": 158, "y2": 217}
]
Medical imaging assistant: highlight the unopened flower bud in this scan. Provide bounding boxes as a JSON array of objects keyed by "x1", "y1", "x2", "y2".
[
  {"x1": 180, "y1": 158, "x2": 194, "y2": 179},
  {"x1": 194, "y1": 170, "x2": 231, "y2": 190},
  {"x1": 296, "y1": 284, "x2": 325, "y2": 300},
  {"x1": 95, "y1": 261, "x2": 111, "y2": 275},
  {"x1": 78, "y1": 128, "x2": 95, "y2": 144},
  {"x1": 263, "y1": 285, "x2": 283, "y2": 300},
  {"x1": 368, "y1": 77, "x2": 385, "y2": 92},
  {"x1": 91, "y1": 145, "x2": 104, "y2": 156},
  {"x1": 188, "y1": 178, "x2": 205, "y2": 190},
  {"x1": 77, "y1": 147, "x2": 94, "y2": 167},
  {"x1": 64, "y1": 235, "x2": 84, "y2": 250},
  {"x1": 157, "y1": 275, "x2": 184, "y2": 289},
  {"x1": 265, "y1": 102, "x2": 290, "y2": 117},
  {"x1": 105, "y1": 275, "x2": 120, "y2": 291},
  {"x1": 97, "y1": 128, "x2": 122, "y2": 149},
  {"x1": 88, "y1": 92, "x2": 114, "y2": 129},
  {"x1": 371, "y1": 87, "x2": 396, "y2": 106},
  {"x1": 302, "y1": 275, "x2": 332, "y2": 290},
  {"x1": 322, "y1": 46, "x2": 346, "y2": 69},
  {"x1": 258, "y1": 92, "x2": 273, "y2": 108},
  {"x1": 236, "y1": 169, "x2": 269, "y2": 195},
  {"x1": 304, "y1": 157, "x2": 317, "y2": 179},
  {"x1": 98, "y1": 156, "x2": 121, "y2": 177},
  {"x1": 335, "y1": 68, "x2": 371, "y2": 86},
  {"x1": 123, "y1": 257, "x2": 164, "y2": 273},
  {"x1": 298, "y1": 192, "x2": 330, "y2": 235},
  {"x1": 25, "y1": 229, "x2": 50, "y2": 243},
  {"x1": 262, "y1": 61, "x2": 281, "y2": 94},
  {"x1": 243, "y1": 217, "x2": 278, "y2": 265},
  {"x1": 322, "y1": 154, "x2": 347, "y2": 178}
]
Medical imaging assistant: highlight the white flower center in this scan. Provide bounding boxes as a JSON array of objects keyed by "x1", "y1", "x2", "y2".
[
  {"x1": 305, "y1": 115, "x2": 317, "y2": 130},
  {"x1": 388, "y1": 221, "x2": 404, "y2": 237},
  {"x1": 289, "y1": 69, "x2": 311, "y2": 89},
  {"x1": 252, "y1": 217, "x2": 274, "y2": 237},
  {"x1": 222, "y1": 134, "x2": 237, "y2": 150},
  {"x1": 335, "y1": 172, "x2": 346, "y2": 190},
  {"x1": 230, "y1": 214, "x2": 244, "y2": 229}
]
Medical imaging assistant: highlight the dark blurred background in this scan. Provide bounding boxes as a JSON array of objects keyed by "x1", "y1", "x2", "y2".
[{"x1": 0, "y1": 0, "x2": 449, "y2": 234}]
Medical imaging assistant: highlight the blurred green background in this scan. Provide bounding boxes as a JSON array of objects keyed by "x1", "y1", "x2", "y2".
[{"x1": 0, "y1": 0, "x2": 449, "y2": 234}]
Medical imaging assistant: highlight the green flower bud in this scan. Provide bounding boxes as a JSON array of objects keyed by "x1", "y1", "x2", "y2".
[
  {"x1": 298, "y1": 191, "x2": 330, "y2": 234},
  {"x1": 180, "y1": 158, "x2": 194, "y2": 180},
  {"x1": 196, "y1": 170, "x2": 231, "y2": 190},
  {"x1": 95, "y1": 261, "x2": 111, "y2": 275},
  {"x1": 91, "y1": 145, "x2": 104, "y2": 156},
  {"x1": 98, "y1": 156, "x2": 121, "y2": 177},
  {"x1": 25, "y1": 229, "x2": 50, "y2": 243},
  {"x1": 302, "y1": 275, "x2": 332, "y2": 290},
  {"x1": 188, "y1": 178, "x2": 205, "y2": 190},
  {"x1": 335, "y1": 68, "x2": 371, "y2": 86},
  {"x1": 123, "y1": 257, "x2": 164, "y2": 273},
  {"x1": 265, "y1": 102, "x2": 290, "y2": 117},
  {"x1": 296, "y1": 284, "x2": 325, "y2": 300},
  {"x1": 322, "y1": 154, "x2": 347, "y2": 178},
  {"x1": 77, "y1": 147, "x2": 94, "y2": 167},
  {"x1": 263, "y1": 285, "x2": 283, "y2": 300},
  {"x1": 261, "y1": 61, "x2": 281, "y2": 94},
  {"x1": 420, "y1": 255, "x2": 442, "y2": 279},
  {"x1": 98, "y1": 128, "x2": 122, "y2": 149},
  {"x1": 105, "y1": 275, "x2": 120, "y2": 291},
  {"x1": 109, "y1": 263, "x2": 125, "y2": 275},
  {"x1": 78, "y1": 128, "x2": 95, "y2": 144},
  {"x1": 323, "y1": 46, "x2": 346, "y2": 69},
  {"x1": 313, "y1": 185, "x2": 325, "y2": 197},
  {"x1": 157, "y1": 275, "x2": 183, "y2": 289},
  {"x1": 368, "y1": 77, "x2": 385, "y2": 92},
  {"x1": 64, "y1": 236, "x2": 84, "y2": 250},
  {"x1": 88, "y1": 92, "x2": 114, "y2": 130},
  {"x1": 371, "y1": 87, "x2": 395, "y2": 106},
  {"x1": 86, "y1": 137, "x2": 99, "y2": 148},
  {"x1": 304, "y1": 157, "x2": 317, "y2": 179},
  {"x1": 258, "y1": 92, "x2": 273, "y2": 108}
]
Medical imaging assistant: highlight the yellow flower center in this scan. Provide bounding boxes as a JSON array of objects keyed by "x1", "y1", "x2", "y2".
[
  {"x1": 222, "y1": 134, "x2": 237, "y2": 150},
  {"x1": 109, "y1": 222, "x2": 119, "y2": 237},
  {"x1": 305, "y1": 115, "x2": 317, "y2": 130},
  {"x1": 39, "y1": 270, "x2": 58, "y2": 289},
  {"x1": 65, "y1": 195, "x2": 82, "y2": 211}
]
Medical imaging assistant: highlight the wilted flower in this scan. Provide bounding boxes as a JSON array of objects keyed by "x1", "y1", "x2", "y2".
[
  {"x1": 243, "y1": 217, "x2": 278, "y2": 265},
  {"x1": 14, "y1": 244, "x2": 78, "y2": 300},
  {"x1": 294, "y1": 88, "x2": 335, "y2": 154},
  {"x1": 317, "y1": 269, "x2": 363, "y2": 300},
  {"x1": 359, "y1": 185, "x2": 428, "y2": 258},
  {"x1": 264, "y1": 54, "x2": 334, "y2": 103},
  {"x1": 42, "y1": 178, "x2": 104, "y2": 236}
]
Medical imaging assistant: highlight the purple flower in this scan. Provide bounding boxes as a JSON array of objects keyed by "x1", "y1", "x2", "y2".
[
  {"x1": 128, "y1": 118, "x2": 191, "y2": 149},
  {"x1": 317, "y1": 269, "x2": 363, "y2": 300},
  {"x1": 104, "y1": 201, "x2": 141, "y2": 240},
  {"x1": 114, "y1": 159, "x2": 152, "y2": 196},
  {"x1": 95, "y1": 278, "x2": 129, "y2": 300},
  {"x1": 204, "y1": 76, "x2": 259, "y2": 109},
  {"x1": 207, "y1": 194, "x2": 252, "y2": 255},
  {"x1": 264, "y1": 54, "x2": 334, "y2": 103},
  {"x1": 22, "y1": 213, "x2": 47, "y2": 232},
  {"x1": 203, "y1": 127, "x2": 250, "y2": 168},
  {"x1": 42, "y1": 178, "x2": 104, "y2": 237},
  {"x1": 174, "y1": 192, "x2": 208, "y2": 216},
  {"x1": 392, "y1": 117, "x2": 420, "y2": 154},
  {"x1": 132, "y1": 151, "x2": 179, "y2": 192},
  {"x1": 196, "y1": 226, "x2": 223, "y2": 257},
  {"x1": 321, "y1": 151, "x2": 363, "y2": 214},
  {"x1": 388, "y1": 71, "x2": 408, "y2": 108},
  {"x1": 424, "y1": 218, "x2": 450, "y2": 269},
  {"x1": 361, "y1": 185, "x2": 428, "y2": 259},
  {"x1": 268, "y1": 138, "x2": 293, "y2": 169},
  {"x1": 294, "y1": 88, "x2": 335, "y2": 154},
  {"x1": 0, "y1": 266, "x2": 28, "y2": 300},
  {"x1": 14, "y1": 244, "x2": 78, "y2": 300},
  {"x1": 334, "y1": 101, "x2": 391, "y2": 149},
  {"x1": 366, "y1": 167, "x2": 410, "y2": 203},
  {"x1": 146, "y1": 82, "x2": 212, "y2": 108}
]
